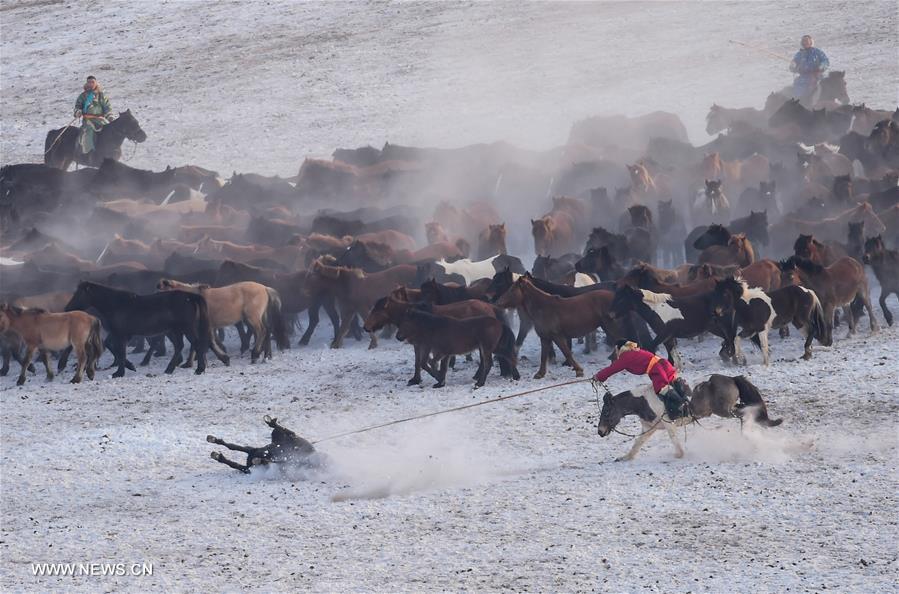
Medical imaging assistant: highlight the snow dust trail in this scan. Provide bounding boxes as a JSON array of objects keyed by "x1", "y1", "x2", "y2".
[{"x1": 324, "y1": 417, "x2": 531, "y2": 501}]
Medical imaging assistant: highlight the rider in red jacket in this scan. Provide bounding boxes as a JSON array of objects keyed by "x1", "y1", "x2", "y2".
[{"x1": 594, "y1": 340, "x2": 690, "y2": 419}]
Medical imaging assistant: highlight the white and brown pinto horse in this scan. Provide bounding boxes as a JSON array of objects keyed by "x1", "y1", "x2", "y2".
[{"x1": 596, "y1": 374, "x2": 782, "y2": 461}]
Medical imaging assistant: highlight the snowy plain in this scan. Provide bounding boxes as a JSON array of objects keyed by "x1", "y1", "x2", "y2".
[{"x1": 1, "y1": 0, "x2": 899, "y2": 592}]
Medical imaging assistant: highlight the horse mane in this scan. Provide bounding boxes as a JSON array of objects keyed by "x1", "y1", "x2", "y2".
[{"x1": 372, "y1": 296, "x2": 389, "y2": 310}]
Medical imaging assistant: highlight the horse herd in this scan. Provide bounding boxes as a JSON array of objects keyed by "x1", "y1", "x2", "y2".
[{"x1": 0, "y1": 75, "x2": 897, "y2": 406}]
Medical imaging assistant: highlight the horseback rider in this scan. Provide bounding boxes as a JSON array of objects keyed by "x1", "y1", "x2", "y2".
[
  {"x1": 593, "y1": 340, "x2": 691, "y2": 420},
  {"x1": 74, "y1": 75, "x2": 112, "y2": 155},
  {"x1": 789, "y1": 35, "x2": 829, "y2": 105}
]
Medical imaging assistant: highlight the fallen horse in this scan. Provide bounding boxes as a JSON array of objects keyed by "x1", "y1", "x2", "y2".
[{"x1": 207, "y1": 416, "x2": 321, "y2": 474}]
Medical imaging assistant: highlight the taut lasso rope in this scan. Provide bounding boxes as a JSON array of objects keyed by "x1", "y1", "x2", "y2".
[
  {"x1": 311, "y1": 377, "x2": 593, "y2": 445},
  {"x1": 43, "y1": 117, "x2": 79, "y2": 155}
]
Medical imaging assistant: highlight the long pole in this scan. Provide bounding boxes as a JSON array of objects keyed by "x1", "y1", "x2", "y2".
[
  {"x1": 43, "y1": 116, "x2": 79, "y2": 155},
  {"x1": 728, "y1": 39, "x2": 791, "y2": 63}
]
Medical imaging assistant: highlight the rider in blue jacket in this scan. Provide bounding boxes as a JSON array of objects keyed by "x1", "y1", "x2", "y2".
[{"x1": 789, "y1": 35, "x2": 829, "y2": 105}]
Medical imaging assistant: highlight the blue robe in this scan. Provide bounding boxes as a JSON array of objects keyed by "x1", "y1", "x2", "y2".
[{"x1": 790, "y1": 47, "x2": 829, "y2": 99}]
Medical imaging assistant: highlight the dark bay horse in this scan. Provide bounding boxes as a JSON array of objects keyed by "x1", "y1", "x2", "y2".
[
  {"x1": 65, "y1": 281, "x2": 212, "y2": 377},
  {"x1": 863, "y1": 235, "x2": 899, "y2": 326},
  {"x1": 45, "y1": 110, "x2": 147, "y2": 170}
]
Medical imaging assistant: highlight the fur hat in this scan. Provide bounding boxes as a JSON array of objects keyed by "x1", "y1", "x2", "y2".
[{"x1": 615, "y1": 340, "x2": 639, "y2": 354}]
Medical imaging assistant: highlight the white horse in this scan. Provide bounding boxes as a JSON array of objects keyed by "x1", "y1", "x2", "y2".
[
  {"x1": 433, "y1": 255, "x2": 503, "y2": 285},
  {"x1": 596, "y1": 374, "x2": 781, "y2": 461}
]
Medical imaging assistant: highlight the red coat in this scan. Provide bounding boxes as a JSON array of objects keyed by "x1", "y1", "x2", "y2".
[{"x1": 593, "y1": 349, "x2": 677, "y2": 393}]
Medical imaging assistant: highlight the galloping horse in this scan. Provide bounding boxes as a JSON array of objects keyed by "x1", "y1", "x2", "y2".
[
  {"x1": 596, "y1": 375, "x2": 781, "y2": 461},
  {"x1": 44, "y1": 109, "x2": 147, "y2": 170}
]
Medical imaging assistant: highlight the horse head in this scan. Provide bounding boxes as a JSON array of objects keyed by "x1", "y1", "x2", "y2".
[
  {"x1": 822, "y1": 71, "x2": 849, "y2": 104},
  {"x1": 596, "y1": 389, "x2": 657, "y2": 437},
  {"x1": 706, "y1": 104, "x2": 727, "y2": 135},
  {"x1": 486, "y1": 267, "x2": 514, "y2": 302},
  {"x1": 113, "y1": 109, "x2": 147, "y2": 143},
  {"x1": 862, "y1": 235, "x2": 885, "y2": 264},
  {"x1": 693, "y1": 223, "x2": 731, "y2": 250}
]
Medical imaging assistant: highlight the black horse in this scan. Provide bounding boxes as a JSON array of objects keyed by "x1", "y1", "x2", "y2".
[
  {"x1": 44, "y1": 109, "x2": 147, "y2": 170},
  {"x1": 65, "y1": 281, "x2": 212, "y2": 377},
  {"x1": 207, "y1": 416, "x2": 318, "y2": 474}
]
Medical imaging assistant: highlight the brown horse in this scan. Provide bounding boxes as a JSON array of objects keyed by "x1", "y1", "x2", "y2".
[
  {"x1": 495, "y1": 275, "x2": 615, "y2": 379},
  {"x1": 618, "y1": 264, "x2": 717, "y2": 298},
  {"x1": 793, "y1": 234, "x2": 847, "y2": 266},
  {"x1": 363, "y1": 288, "x2": 517, "y2": 386},
  {"x1": 306, "y1": 259, "x2": 418, "y2": 348},
  {"x1": 532, "y1": 211, "x2": 576, "y2": 257},
  {"x1": 157, "y1": 279, "x2": 288, "y2": 363},
  {"x1": 0, "y1": 304, "x2": 102, "y2": 385},
  {"x1": 477, "y1": 223, "x2": 508, "y2": 259},
  {"x1": 698, "y1": 234, "x2": 755, "y2": 267},
  {"x1": 781, "y1": 256, "x2": 878, "y2": 344},
  {"x1": 863, "y1": 235, "x2": 899, "y2": 326},
  {"x1": 425, "y1": 222, "x2": 450, "y2": 245},
  {"x1": 690, "y1": 260, "x2": 782, "y2": 292}
]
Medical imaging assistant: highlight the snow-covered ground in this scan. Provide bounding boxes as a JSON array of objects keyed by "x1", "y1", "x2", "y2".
[
  {"x1": 0, "y1": 306, "x2": 897, "y2": 592},
  {"x1": 2, "y1": 1, "x2": 899, "y2": 591}
]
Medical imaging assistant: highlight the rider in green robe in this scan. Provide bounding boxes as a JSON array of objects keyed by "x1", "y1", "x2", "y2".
[{"x1": 74, "y1": 75, "x2": 112, "y2": 155}]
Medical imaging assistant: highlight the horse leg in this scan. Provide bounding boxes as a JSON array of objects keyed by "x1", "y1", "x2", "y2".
[
  {"x1": 799, "y1": 321, "x2": 814, "y2": 360},
  {"x1": 408, "y1": 345, "x2": 424, "y2": 386},
  {"x1": 56, "y1": 346, "x2": 72, "y2": 374},
  {"x1": 860, "y1": 287, "x2": 880, "y2": 333},
  {"x1": 206, "y1": 333, "x2": 230, "y2": 369},
  {"x1": 250, "y1": 317, "x2": 266, "y2": 363},
  {"x1": 367, "y1": 329, "x2": 378, "y2": 350},
  {"x1": 71, "y1": 343, "x2": 87, "y2": 383},
  {"x1": 664, "y1": 422, "x2": 685, "y2": 459},
  {"x1": 617, "y1": 423, "x2": 658, "y2": 462},
  {"x1": 534, "y1": 337, "x2": 552, "y2": 379},
  {"x1": 554, "y1": 336, "x2": 583, "y2": 377},
  {"x1": 233, "y1": 322, "x2": 249, "y2": 353},
  {"x1": 475, "y1": 345, "x2": 492, "y2": 387},
  {"x1": 779, "y1": 326, "x2": 790, "y2": 339},
  {"x1": 330, "y1": 306, "x2": 354, "y2": 349},
  {"x1": 843, "y1": 304, "x2": 856, "y2": 336},
  {"x1": 39, "y1": 350, "x2": 55, "y2": 381},
  {"x1": 879, "y1": 289, "x2": 894, "y2": 327},
  {"x1": 111, "y1": 336, "x2": 129, "y2": 378},
  {"x1": 209, "y1": 451, "x2": 251, "y2": 474},
  {"x1": 433, "y1": 356, "x2": 450, "y2": 389},
  {"x1": 515, "y1": 308, "x2": 532, "y2": 347},
  {"x1": 758, "y1": 330, "x2": 770, "y2": 366},
  {"x1": 0, "y1": 348, "x2": 9, "y2": 376},
  {"x1": 16, "y1": 346, "x2": 35, "y2": 386},
  {"x1": 164, "y1": 334, "x2": 184, "y2": 374}
]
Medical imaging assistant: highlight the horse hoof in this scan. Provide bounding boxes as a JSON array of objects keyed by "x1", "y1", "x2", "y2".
[
  {"x1": 432, "y1": 382, "x2": 445, "y2": 389},
  {"x1": 533, "y1": 372, "x2": 545, "y2": 380},
  {"x1": 16, "y1": 378, "x2": 25, "y2": 386},
  {"x1": 195, "y1": 368, "x2": 205, "y2": 375},
  {"x1": 210, "y1": 451, "x2": 223, "y2": 461},
  {"x1": 180, "y1": 362, "x2": 192, "y2": 369},
  {"x1": 574, "y1": 369, "x2": 584, "y2": 377},
  {"x1": 407, "y1": 378, "x2": 421, "y2": 386},
  {"x1": 112, "y1": 370, "x2": 125, "y2": 378},
  {"x1": 222, "y1": 356, "x2": 231, "y2": 367},
  {"x1": 206, "y1": 435, "x2": 219, "y2": 443},
  {"x1": 164, "y1": 367, "x2": 176, "y2": 375},
  {"x1": 70, "y1": 377, "x2": 81, "y2": 384}
]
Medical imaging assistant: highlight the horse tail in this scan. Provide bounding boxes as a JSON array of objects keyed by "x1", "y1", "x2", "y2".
[
  {"x1": 732, "y1": 375, "x2": 782, "y2": 427},
  {"x1": 87, "y1": 317, "x2": 103, "y2": 370},
  {"x1": 494, "y1": 323, "x2": 520, "y2": 380},
  {"x1": 806, "y1": 288, "x2": 827, "y2": 343},
  {"x1": 193, "y1": 294, "x2": 212, "y2": 354},
  {"x1": 265, "y1": 287, "x2": 290, "y2": 351}
]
